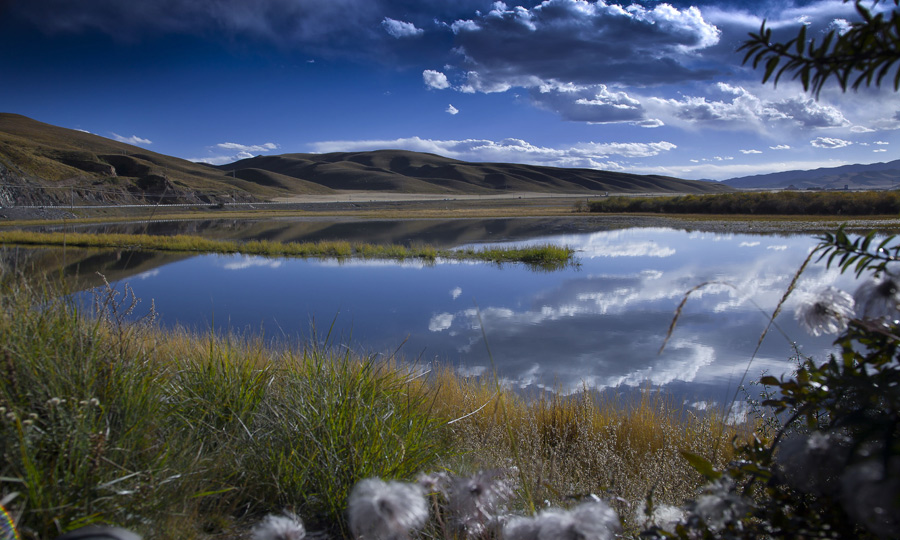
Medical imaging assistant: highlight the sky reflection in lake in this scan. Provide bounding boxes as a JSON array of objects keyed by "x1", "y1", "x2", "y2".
[{"x1": 111, "y1": 227, "x2": 854, "y2": 402}]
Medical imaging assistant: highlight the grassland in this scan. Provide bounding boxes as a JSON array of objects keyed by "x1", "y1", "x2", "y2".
[
  {"x1": 0, "y1": 278, "x2": 747, "y2": 539},
  {"x1": 584, "y1": 190, "x2": 900, "y2": 215}
]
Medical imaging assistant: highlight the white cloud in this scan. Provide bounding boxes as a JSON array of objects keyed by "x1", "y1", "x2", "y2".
[
  {"x1": 740, "y1": 149, "x2": 762, "y2": 154},
  {"x1": 216, "y1": 142, "x2": 279, "y2": 152},
  {"x1": 770, "y1": 144, "x2": 791, "y2": 150},
  {"x1": 111, "y1": 133, "x2": 152, "y2": 145},
  {"x1": 309, "y1": 136, "x2": 676, "y2": 169},
  {"x1": 451, "y1": 287, "x2": 462, "y2": 300},
  {"x1": 876, "y1": 141, "x2": 890, "y2": 145},
  {"x1": 381, "y1": 17, "x2": 423, "y2": 38},
  {"x1": 647, "y1": 84, "x2": 850, "y2": 130},
  {"x1": 810, "y1": 137, "x2": 852, "y2": 149},
  {"x1": 423, "y1": 69, "x2": 450, "y2": 90},
  {"x1": 851, "y1": 125, "x2": 876, "y2": 133},
  {"x1": 446, "y1": 104, "x2": 459, "y2": 115},
  {"x1": 429, "y1": 312, "x2": 455, "y2": 332},
  {"x1": 874, "y1": 149, "x2": 888, "y2": 153},
  {"x1": 191, "y1": 140, "x2": 280, "y2": 165}
]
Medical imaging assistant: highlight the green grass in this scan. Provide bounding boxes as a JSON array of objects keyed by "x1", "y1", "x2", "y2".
[
  {"x1": 0, "y1": 278, "x2": 745, "y2": 539},
  {"x1": 0, "y1": 231, "x2": 575, "y2": 269},
  {"x1": 584, "y1": 190, "x2": 900, "y2": 215}
]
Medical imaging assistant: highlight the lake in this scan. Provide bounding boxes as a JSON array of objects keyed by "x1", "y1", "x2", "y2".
[{"x1": 26, "y1": 217, "x2": 858, "y2": 415}]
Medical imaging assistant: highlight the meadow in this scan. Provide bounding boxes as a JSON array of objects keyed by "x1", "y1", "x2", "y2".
[{"x1": 0, "y1": 277, "x2": 745, "y2": 539}]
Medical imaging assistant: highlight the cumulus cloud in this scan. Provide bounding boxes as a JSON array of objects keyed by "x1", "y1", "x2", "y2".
[
  {"x1": 382, "y1": 17, "x2": 423, "y2": 38},
  {"x1": 446, "y1": 104, "x2": 459, "y2": 115},
  {"x1": 449, "y1": 0, "x2": 720, "y2": 90},
  {"x1": 811, "y1": 137, "x2": 852, "y2": 149},
  {"x1": 770, "y1": 144, "x2": 791, "y2": 150},
  {"x1": 529, "y1": 82, "x2": 647, "y2": 124},
  {"x1": 191, "y1": 140, "x2": 281, "y2": 165},
  {"x1": 217, "y1": 142, "x2": 279, "y2": 152},
  {"x1": 309, "y1": 136, "x2": 676, "y2": 169},
  {"x1": 423, "y1": 69, "x2": 450, "y2": 90},
  {"x1": 111, "y1": 133, "x2": 152, "y2": 145},
  {"x1": 740, "y1": 149, "x2": 762, "y2": 154},
  {"x1": 647, "y1": 83, "x2": 850, "y2": 130}
]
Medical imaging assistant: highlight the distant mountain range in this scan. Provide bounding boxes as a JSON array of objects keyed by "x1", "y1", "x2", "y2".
[
  {"x1": 0, "y1": 113, "x2": 728, "y2": 206},
  {"x1": 722, "y1": 160, "x2": 900, "y2": 190}
]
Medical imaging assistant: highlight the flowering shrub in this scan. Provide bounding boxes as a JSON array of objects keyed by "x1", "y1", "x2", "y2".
[{"x1": 654, "y1": 227, "x2": 900, "y2": 539}]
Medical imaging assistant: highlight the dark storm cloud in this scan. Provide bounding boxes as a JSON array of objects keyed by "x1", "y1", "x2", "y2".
[
  {"x1": 6, "y1": 0, "x2": 484, "y2": 53},
  {"x1": 449, "y1": 0, "x2": 721, "y2": 90}
]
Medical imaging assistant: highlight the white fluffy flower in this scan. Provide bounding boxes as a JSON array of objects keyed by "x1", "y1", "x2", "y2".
[
  {"x1": 448, "y1": 469, "x2": 517, "y2": 538},
  {"x1": 691, "y1": 477, "x2": 749, "y2": 531},
  {"x1": 854, "y1": 276, "x2": 900, "y2": 322},
  {"x1": 794, "y1": 286, "x2": 855, "y2": 336},
  {"x1": 347, "y1": 478, "x2": 428, "y2": 540},
  {"x1": 502, "y1": 501, "x2": 621, "y2": 540},
  {"x1": 251, "y1": 512, "x2": 306, "y2": 540}
]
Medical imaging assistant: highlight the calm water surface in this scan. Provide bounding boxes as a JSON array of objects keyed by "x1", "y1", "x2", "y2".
[{"x1": 74, "y1": 225, "x2": 855, "y2": 408}]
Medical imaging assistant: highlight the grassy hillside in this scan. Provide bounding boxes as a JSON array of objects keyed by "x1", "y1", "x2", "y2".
[
  {"x1": 0, "y1": 113, "x2": 293, "y2": 205},
  {"x1": 226, "y1": 149, "x2": 733, "y2": 195},
  {"x1": 1, "y1": 113, "x2": 731, "y2": 208}
]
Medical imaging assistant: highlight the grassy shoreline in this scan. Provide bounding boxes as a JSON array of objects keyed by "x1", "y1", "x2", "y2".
[
  {"x1": 0, "y1": 231, "x2": 576, "y2": 269},
  {"x1": 0, "y1": 279, "x2": 747, "y2": 539}
]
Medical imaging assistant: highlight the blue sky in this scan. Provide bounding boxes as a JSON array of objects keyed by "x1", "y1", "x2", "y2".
[{"x1": 1, "y1": 0, "x2": 897, "y2": 180}]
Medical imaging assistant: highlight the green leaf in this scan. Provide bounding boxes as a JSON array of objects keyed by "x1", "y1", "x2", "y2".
[{"x1": 680, "y1": 450, "x2": 722, "y2": 480}]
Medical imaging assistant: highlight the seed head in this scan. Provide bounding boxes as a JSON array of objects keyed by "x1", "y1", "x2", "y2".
[
  {"x1": 794, "y1": 286, "x2": 855, "y2": 336},
  {"x1": 251, "y1": 512, "x2": 306, "y2": 540},
  {"x1": 854, "y1": 276, "x2": 900, "y2": 322},
  {"x1": 347, "y1": 478, "x2": 428, "y2": 540}
]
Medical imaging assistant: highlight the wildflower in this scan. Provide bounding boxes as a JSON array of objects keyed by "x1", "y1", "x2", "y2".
[
  {"x1": 89, "y1": 398, "x2": 101, "y2": 407},
  {"x1": 634, "y1": 500, "x2": 684, "y2": 533},
  {"x1": 794, "y1": 286, "x2": 855, "y2": 336},
  {"x1": 251, "y1": 512, "x2": 306, "y2": 540},
  {"x1": 416, "y1": 471, "x2": 450, "y2": 494},
  {"x1": 854, "y1": 276, "x2": 900, "y2": 322},
  {"x1": 503, "y1": 501, "x2": 621, "y2": 540},
  {"x1": 775, "y1": 431, "x2": 851, "y2": 496},
  {"x1": 347, "y1": 478, "x2": 428, "y2": 540},
  {"x1": 689, "y1": 477, "x2": 749, "y2": 532},
  {"x1": 447, "y1": 469, "x2": 516, "y2": 538},
  {"x1": 46, "y1": 398, "x2": 61, "y2": 407}
]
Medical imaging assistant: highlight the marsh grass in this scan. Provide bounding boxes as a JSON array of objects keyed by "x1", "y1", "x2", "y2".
[
  {"x1": 0, "y1": 278, "x2": 744, "y2": 539},
  {"x1": 585, "y1": 191, "x2": 900, "y2": 215},
  {"x1": 0, "y1": 231, "x2": 575, "y2": 268}
]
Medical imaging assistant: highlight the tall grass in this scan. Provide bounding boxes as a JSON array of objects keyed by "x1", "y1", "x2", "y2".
[
  {"x1": 584, "y1": 190, "x2": 900, "y2": 215},
  {"x1": 0, "y1": 231, "x2": 575, "y2": 268},
  {"x1": 0, "y1": 278, "x2": 744, "y2": 538}
]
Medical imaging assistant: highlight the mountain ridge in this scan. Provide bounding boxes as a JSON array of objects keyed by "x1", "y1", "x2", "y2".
[
  {"x1": 722, "y1": 159, "x2": 900, "y2": 190},
  {"x1": 0, "y1": 113, "x2": 731, "y2": 206}
]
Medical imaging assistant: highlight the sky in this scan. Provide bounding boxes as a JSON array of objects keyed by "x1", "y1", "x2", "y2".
[{"x1": 1, "y1": 0, "x2": 898, "y2": 181}]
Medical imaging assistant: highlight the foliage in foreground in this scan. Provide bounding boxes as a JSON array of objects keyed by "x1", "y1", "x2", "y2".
[
  {"x1": 651, "y1": 228, "x2": 900, "y2": 539},
  {"x1": 0, "y1": 277, "x2": 738, "y2": 539},
  {"x1": 584, "y1": 190, "x2": 900, "y2": 216}
]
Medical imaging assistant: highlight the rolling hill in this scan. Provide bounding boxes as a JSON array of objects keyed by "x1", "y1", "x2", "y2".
[
  {"x1": 722, "y1": 160, "x2": 900, "y2": 190},
  {"x1": 0, "y1": 113, "x2": 730, "y2": 207}
]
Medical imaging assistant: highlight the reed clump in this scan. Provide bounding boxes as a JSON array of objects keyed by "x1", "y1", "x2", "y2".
[
  {"x1": 0, "y1": 278, "x2": 744, "y2": 539},
  {"x1": 0, "y1": 231, "x2": 574, "y2": 268},
  {"x1": 585, "y1": 190, "x2": 900, "y2": 215}
]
